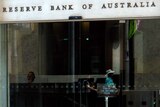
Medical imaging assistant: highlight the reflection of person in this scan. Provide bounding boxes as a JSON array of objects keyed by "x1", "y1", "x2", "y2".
[
  {"x1": 87, "y1": 69, "x2": 118, "y2": 95},
  {"x1": 87, "y1": 82, "x2": 97, "y2": 91},
  {"x1": 27, "y1": 71, "x2": 35, "y2": 83},
  {"x1": 103, "y1": 69, "x2": 119, "y2": 95},
  {"x1": 26, "y1": 71, "x2": 36, "y2": 107},
  {"x1": 105, "y1": 69, "x2": 116, "y2": 88}
]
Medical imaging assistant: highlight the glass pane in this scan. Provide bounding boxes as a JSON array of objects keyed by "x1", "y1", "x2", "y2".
[
  {"x1": 3, "y1": 19, "x2": 160, "y2": 107},
  {"x1": 8, "y1": 21, "x2": 122, "y2": 107}
]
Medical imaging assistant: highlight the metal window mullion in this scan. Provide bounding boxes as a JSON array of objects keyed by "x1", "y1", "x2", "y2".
[{"x1": 0, "y1": 24, "x2": 8, "y2": 107}]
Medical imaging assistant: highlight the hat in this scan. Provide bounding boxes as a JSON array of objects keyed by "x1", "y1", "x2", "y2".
[{"x1": 106, "y1": 69, "x2": 115, "y2": 74}]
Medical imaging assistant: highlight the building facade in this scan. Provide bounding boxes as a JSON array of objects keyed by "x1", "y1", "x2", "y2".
[{"x1": 0, "y1": 0, "x2": 160, "y2": 107}]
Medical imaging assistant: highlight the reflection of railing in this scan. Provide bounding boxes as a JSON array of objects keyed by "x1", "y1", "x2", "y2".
[
  {"x1": 10, "y1": 83, "x2": 91, "y2": 93},
  {"x1": 9, "y1": 74, "x2": 108, "y2": 83}
]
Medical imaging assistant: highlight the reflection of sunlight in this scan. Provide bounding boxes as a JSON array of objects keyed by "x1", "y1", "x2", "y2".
[
  {"x1": 112, "y1": 45, "x2": 120, "y2": 74},
  {"x1": 136, "y1": 20, "x2": 141, "y2": 31}
]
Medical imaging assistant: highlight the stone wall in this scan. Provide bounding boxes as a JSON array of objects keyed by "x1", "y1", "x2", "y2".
[
  {"x1": 8, "y1": 24, "x2": 40, "y2": 75},
  {"x1": 134, "y1": 19, "x2": 160, "y2": 90}
]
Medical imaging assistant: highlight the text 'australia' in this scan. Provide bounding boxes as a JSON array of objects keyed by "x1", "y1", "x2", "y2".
[{"x1": 101, "y1": 2, "x2": 156, "y2": 9}]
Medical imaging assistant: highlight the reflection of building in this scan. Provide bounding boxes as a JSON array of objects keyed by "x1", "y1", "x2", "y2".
[{"x1": 8, "y1": 21, "x2": 122, "y2": 76}]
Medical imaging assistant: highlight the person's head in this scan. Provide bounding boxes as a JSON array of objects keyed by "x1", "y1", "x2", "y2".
[
  {"x1": 27, "y1": 71, "x2": 35, "y2": 83},
  {"x1": 105, "y1": 69, "x2": 115, "y2": 77}
]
